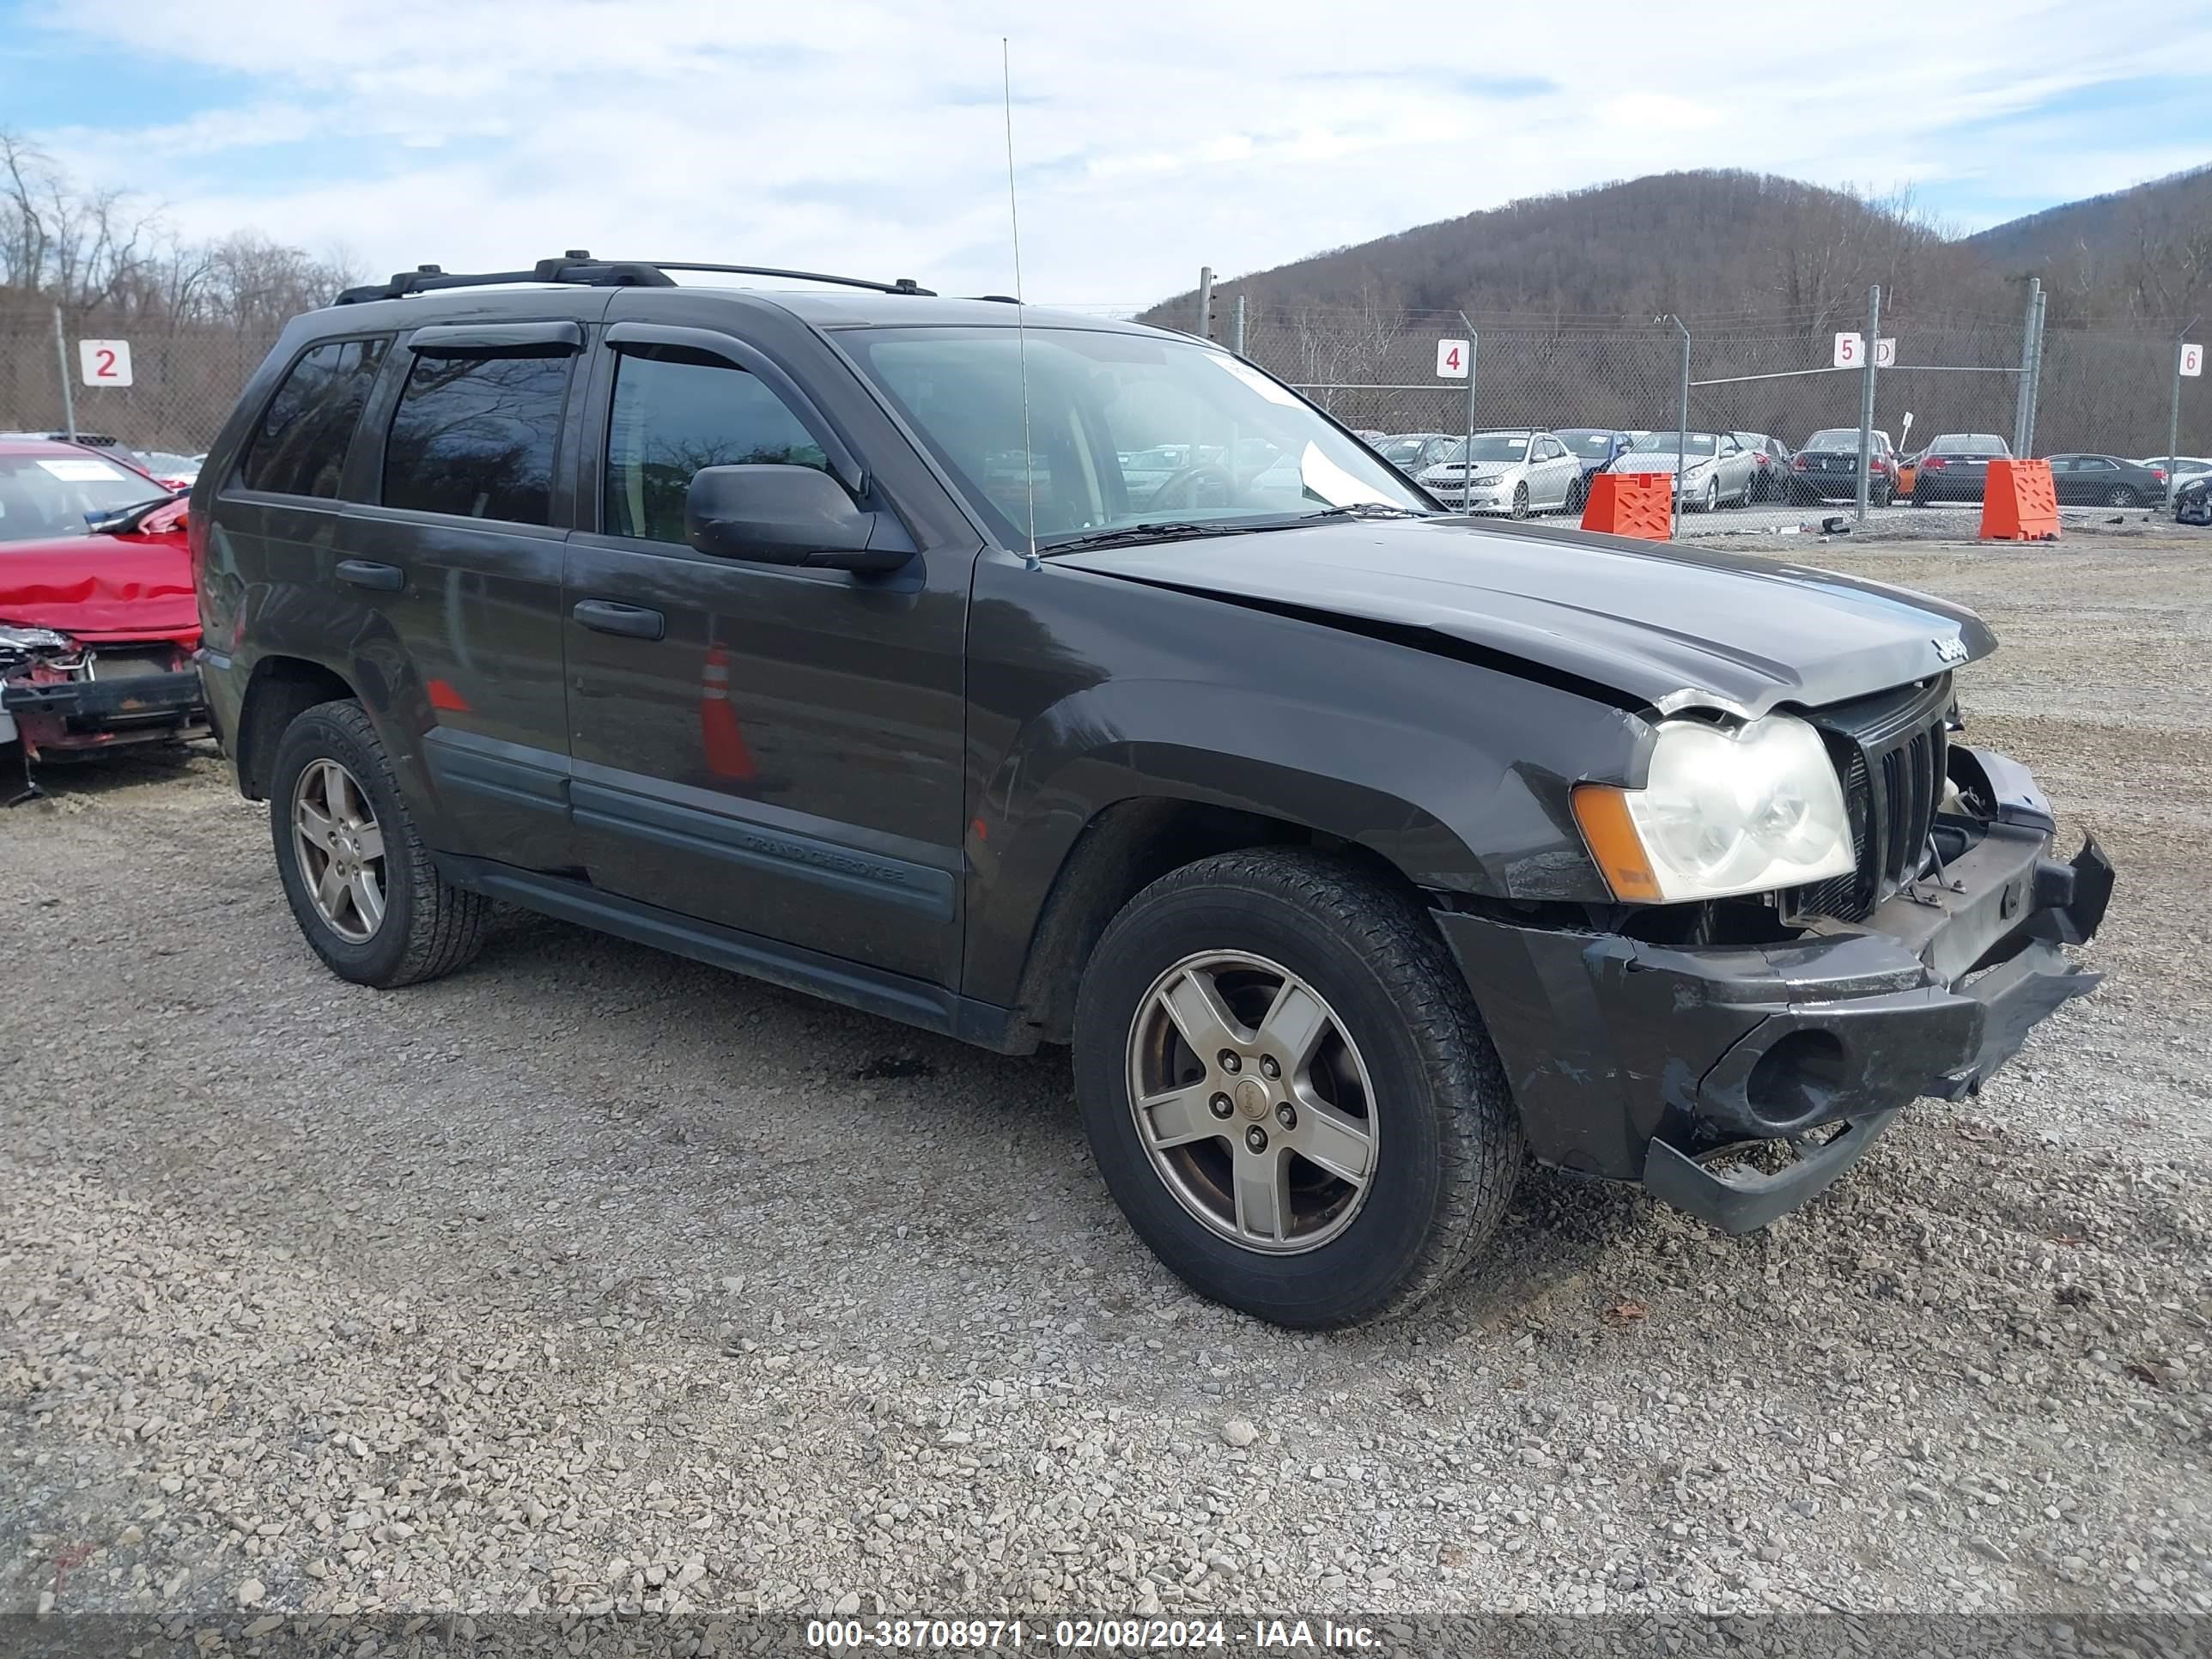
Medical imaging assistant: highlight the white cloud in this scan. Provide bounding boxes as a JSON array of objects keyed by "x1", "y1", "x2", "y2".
[{"x1": 15, "y1": 0, "x2": 2212, "y2": 306}]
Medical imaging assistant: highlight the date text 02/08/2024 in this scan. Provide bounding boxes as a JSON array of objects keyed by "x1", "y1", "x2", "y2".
[{"x1": 803, "y1": 1618, "x2": 1381, "y2": 1649}]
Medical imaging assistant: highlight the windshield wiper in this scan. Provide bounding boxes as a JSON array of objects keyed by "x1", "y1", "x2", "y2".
[
  {"x1": 1039, "y1": 520, "x2": 1284, "y2": 555},
  {"x1": 1296, "y1": 502, "x2": 1428, "y2": 521}
]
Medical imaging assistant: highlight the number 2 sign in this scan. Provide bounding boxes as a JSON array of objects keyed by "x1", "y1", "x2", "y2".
[
  {"x1": 1436, "y1": 338, "x2": 1470, "y2": 380},
  {"x1": 78, "y1": 339, "x2": 134, "y2": 387}
]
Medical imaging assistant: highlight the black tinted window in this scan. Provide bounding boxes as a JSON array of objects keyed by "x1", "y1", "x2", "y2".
[
  {"x1": 240, "y1": 338, "x2": 386, "y2": 497},
  {"x1": 382, "y1": 352, "x2": 572, "y2": 524},
  {"x1": 605, "y1": 349, "x2": 828, "y2": 544}
]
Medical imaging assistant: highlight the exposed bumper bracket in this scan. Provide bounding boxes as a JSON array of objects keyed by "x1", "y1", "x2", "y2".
[{"x1": 1643, "y1": 1109, "x2": 1902, "y2": 1235}]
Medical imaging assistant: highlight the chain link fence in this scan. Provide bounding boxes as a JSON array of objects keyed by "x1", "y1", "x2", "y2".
[
  {"x1": 1210, "y1": 296, "x2": 2204, "y2": 487},
  {"x1": 1, "y1": 292, "x2": 2201, "y2": 482}
]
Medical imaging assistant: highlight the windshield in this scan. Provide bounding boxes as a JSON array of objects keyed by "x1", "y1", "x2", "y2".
[
  {"x1": 1805, "y1": 429, "x2": 1868, "y2": 450},
  {"x1": 1439, "y1": 434, "x2": 1531, "y2": 464},
  {"x1": 1556, "y1": 429, "x2": 1618, "y2": 456},
  {"x1": 1627, "y1": 431, "x2": 1717, "y2": 456},
  {"x1": 1380, "y1": 436, "x2": 1434, "y2": 465},
  {"x1": 0, "y1": 453, "x2": 167, "y2": 544},
  {"x1": 840, "y1": 326, "x2": 1431, "y2": 548}
]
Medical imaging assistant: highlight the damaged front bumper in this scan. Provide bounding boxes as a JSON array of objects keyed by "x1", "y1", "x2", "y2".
[
  {"x1": 2, "y1": 666, "x2": 209, "y2": 757},
  {"x1": 1434, "y1": 744, "x2": 2113, "y2": 1235}
]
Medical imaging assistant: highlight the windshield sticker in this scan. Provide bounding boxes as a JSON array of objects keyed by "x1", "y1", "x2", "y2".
[
  {"x1": 1206, "y1": 354, "x2": 1301, "y2": 408},
  {"x1": 35, "y1": 458, "x2": 131, "y2": 482},
  {"x1": 1297, "y1": 441, "x2": 1397, "y2": 507}
]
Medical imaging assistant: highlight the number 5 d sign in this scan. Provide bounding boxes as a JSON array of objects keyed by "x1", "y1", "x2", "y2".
[{"x1": 79, "y1": 339, "x2": 134, "y2": 387}]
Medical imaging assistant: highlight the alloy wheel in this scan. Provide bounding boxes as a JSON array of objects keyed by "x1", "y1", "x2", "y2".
[
  {"x1": 1125, "y1": 951, "x2": 1377, "y2": 1254},
  {"x1": 292, "y1": 757, "x2": 387, "y2": 943}
]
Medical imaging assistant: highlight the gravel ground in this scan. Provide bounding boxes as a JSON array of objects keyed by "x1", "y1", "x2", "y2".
[{"x1": 4, "y1": 525, "x2": 2210, "y2": 1632}]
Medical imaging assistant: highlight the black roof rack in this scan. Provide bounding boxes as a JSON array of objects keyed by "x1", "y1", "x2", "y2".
[{"x1": 335, "y1": 252, "x2": 936, "y2": 306}]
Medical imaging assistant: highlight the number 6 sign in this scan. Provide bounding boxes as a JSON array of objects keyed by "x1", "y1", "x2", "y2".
[
  {"x1": 2184, "y1": 343, "x2": 2203, "y2": 379},
  {"x1": 78, "y1": 339, "x2": 134, "y2": 386}
]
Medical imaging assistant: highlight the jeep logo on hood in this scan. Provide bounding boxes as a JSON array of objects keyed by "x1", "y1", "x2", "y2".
[{"x1": 1933, "y1": 634, "x2": 1970, "y2": 665}]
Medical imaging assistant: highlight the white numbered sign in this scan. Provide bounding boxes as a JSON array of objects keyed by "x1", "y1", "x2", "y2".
[
  {"x1": 1832, "y1": 332, "x2": 1863, "y2": 368},
  {"x1": 78, "y1": 339, "x2": 133, "y2": 387},
  {"x1": 1875, "y1": 337, "x2": 1898, "y2": 368},
  {"x1": 2184, "y1": 343, "x2": 2203, "y2": 379},
  {"x1": 1436, "y1": 337, "x2": 1470, "y2": 380}
]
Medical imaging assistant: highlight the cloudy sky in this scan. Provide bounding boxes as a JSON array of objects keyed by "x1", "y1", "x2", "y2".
[{"x1": 6, "y1": 0, "x2": 2209, "y2": 308}]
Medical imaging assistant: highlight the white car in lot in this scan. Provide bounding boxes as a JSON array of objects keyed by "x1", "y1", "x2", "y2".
[
  {"x1": 1415, "y1": 429, "x2": 1583, "y2": 517},
  {"x1": 1607, "y1": 429, "x2": 1758, "y2": 511}
]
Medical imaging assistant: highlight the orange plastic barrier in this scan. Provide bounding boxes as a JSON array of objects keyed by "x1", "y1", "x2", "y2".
[
  {"x1": 1979, "y1": 459, "x2": 2060, "y2": 542},
  {"x1": 700, "y1": 641, "x2": 756, "y2": 780},
  {"x1": 1581, "y1": 471, "x2": 1672, "y2": 540}
]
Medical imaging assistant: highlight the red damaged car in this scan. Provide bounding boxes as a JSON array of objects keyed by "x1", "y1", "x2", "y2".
[{"x1": 1, "y1": 436, "x2": 207, "y2": 786}]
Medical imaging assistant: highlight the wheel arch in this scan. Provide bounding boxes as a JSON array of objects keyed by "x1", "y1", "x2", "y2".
[{"x1": 234, "y1": 654, "x2": 358, "y2": 800}]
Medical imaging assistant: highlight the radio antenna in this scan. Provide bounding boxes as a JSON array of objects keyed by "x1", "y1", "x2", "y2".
[{"x1": 1002, "y1": 37, "x2": 1040, "y2": 571}]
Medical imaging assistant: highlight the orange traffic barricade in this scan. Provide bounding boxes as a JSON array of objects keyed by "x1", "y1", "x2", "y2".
[
  {"x1": 1581, "y1": 471, "x2": 1671, "y2": 541},
  {"x1": 1980, "y1": 459, "x2": 2060, "y2": 542}
]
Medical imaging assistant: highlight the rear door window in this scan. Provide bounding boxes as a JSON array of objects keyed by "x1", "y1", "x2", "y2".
[
  {"x1": 239, "y1": 337, "x2": 388, "y2": 498},
  {"x1": 382, "y1": 351, "x2": 574, "y2": 524}
]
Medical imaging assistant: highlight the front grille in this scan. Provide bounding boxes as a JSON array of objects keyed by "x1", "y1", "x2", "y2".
[{"x1": 1785, "y1": 676, "x2": 1951, "y2": 922}]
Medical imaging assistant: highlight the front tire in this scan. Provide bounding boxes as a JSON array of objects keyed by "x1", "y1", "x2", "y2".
[
  {"x1": 1510, "y1": 483, "x2": 1529, "y2": 520},
  {"x1": 1073, "y1": 849, "x2": 1521, "y2": 1328},
  {"x1": 269, "y1": 699, "x2": 487, "y2": 988}
]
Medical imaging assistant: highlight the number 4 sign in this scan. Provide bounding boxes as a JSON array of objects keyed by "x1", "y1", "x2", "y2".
[
  {"x1": 78, "y1": 339, "x2": 134, "y2": 387},
  {"x1": 2184, "y1": 343, "x2": 2203, "y2": 379},
  {"x1": 1436, "y1": 338, "x2": 1469, "y2": 379}
]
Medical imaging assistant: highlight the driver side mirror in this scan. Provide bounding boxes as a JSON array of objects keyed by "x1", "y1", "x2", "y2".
[{"x1": 684, "y1": 464, "x2": 913, "y2": 573}]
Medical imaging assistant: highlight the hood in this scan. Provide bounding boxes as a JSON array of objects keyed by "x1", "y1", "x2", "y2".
[
  {"x1": 0, "y1": 521, "x2": 198, "y2": 644},
  {"x1": 1054, "y1": 516, "x2": 1993, "y2": 719},
  {"x1": 1420, "y1": 459, "x2": 1524, "y2": 481},
  {"x1": 1611, "y1": 452, "x2": 1709, "y2": 475}
]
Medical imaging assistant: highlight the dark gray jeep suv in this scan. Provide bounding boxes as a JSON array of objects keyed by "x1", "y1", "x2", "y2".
[{"x1": 193, "y1": 254, "x2": 2112, "y2": 1328}]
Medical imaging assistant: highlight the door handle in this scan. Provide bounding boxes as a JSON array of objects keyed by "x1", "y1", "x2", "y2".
[
  {"x1": 572, "y1": 599, "x2": 666, "y2": 641},
  {"x1": 336, "y1": 559, "x2": 404, "y2": 592}
]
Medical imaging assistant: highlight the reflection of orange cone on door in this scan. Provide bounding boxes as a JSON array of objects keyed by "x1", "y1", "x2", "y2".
[{"x1": 700, "y1": 641, "x2": 755, "y2": 780}]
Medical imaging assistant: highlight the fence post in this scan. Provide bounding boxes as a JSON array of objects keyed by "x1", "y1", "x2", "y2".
[
  {"x1": 52, "y1": 305, "x2": 79, "y2": 442},
  {"x1": 2169, "y1": 318, "x2": 2197, "y2": 482},
  {"x1": 1458, "y1": 311, "x2": 1480, "y2": 499},
  {"x1": 1855, "y1": 283, "x2": 1882, "y2": 522},
  {"x1": 1233, "y1": 295, "x2": 1246, "y2": 357},
  {"x1": 1194, "y1": 267, "x2": 1213, "y2": 341},
  {"x1": 2022, "y1": 288, "x2": 2047, "y2": 458},
  {"x1": 2012, "y1": 276, "x2": 2040, "y2": 458},
  {"x1": 1666, "y1": 315, "x2": 1690, "y2": 535}
]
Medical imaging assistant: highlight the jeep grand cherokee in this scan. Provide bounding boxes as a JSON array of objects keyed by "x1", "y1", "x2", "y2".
[{"x1": 192, "y1": 254, "x2": 2112, "y2": 1328}]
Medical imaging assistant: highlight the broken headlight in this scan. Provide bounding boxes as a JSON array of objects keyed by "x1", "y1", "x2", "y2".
[{"x1": 1573, "y1": 714, "x2": 1855, "y2": 903}]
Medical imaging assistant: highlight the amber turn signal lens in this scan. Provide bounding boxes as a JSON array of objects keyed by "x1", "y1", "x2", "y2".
[{"x1": 1571, "y1": 784, "x2": 1663, "y2": 903}]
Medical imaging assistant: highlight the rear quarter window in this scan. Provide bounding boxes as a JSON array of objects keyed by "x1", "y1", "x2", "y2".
[{"x1": 239, "y1": 338, "x2": 389, "y2": 498}]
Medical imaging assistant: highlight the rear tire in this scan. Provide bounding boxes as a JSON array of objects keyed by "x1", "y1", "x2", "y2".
[
  {"x1": 2106, "y1": 485, "x2": 2138, "y2": 507},
  {"x1": 269, "y1": 699, "x2": 487, "y2": 988},
  {"x1": 1073, "y1": 849, "x2": 1521, "y2": 1328}
]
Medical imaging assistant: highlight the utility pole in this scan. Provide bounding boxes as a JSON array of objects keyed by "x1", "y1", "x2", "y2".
[
  {"x1": 1664, "y1": 315, "x2": 1690, "y2": 534},
  {"x1": 1194, "y1": 266, "x2": 1214, "y2": 340},
  {"x1": 2012, "y1": 276, "x2": 2040, "y2": 458},
  {"x1": 1233, "y1": 294, "x2": 1247, "y2": 357},
  {"x1": 1855, "y1": 284, "x2": 1882, "y2": 522},
  {"x1": 52, "y1": 306, "x2": 78, "y2": 442}
]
